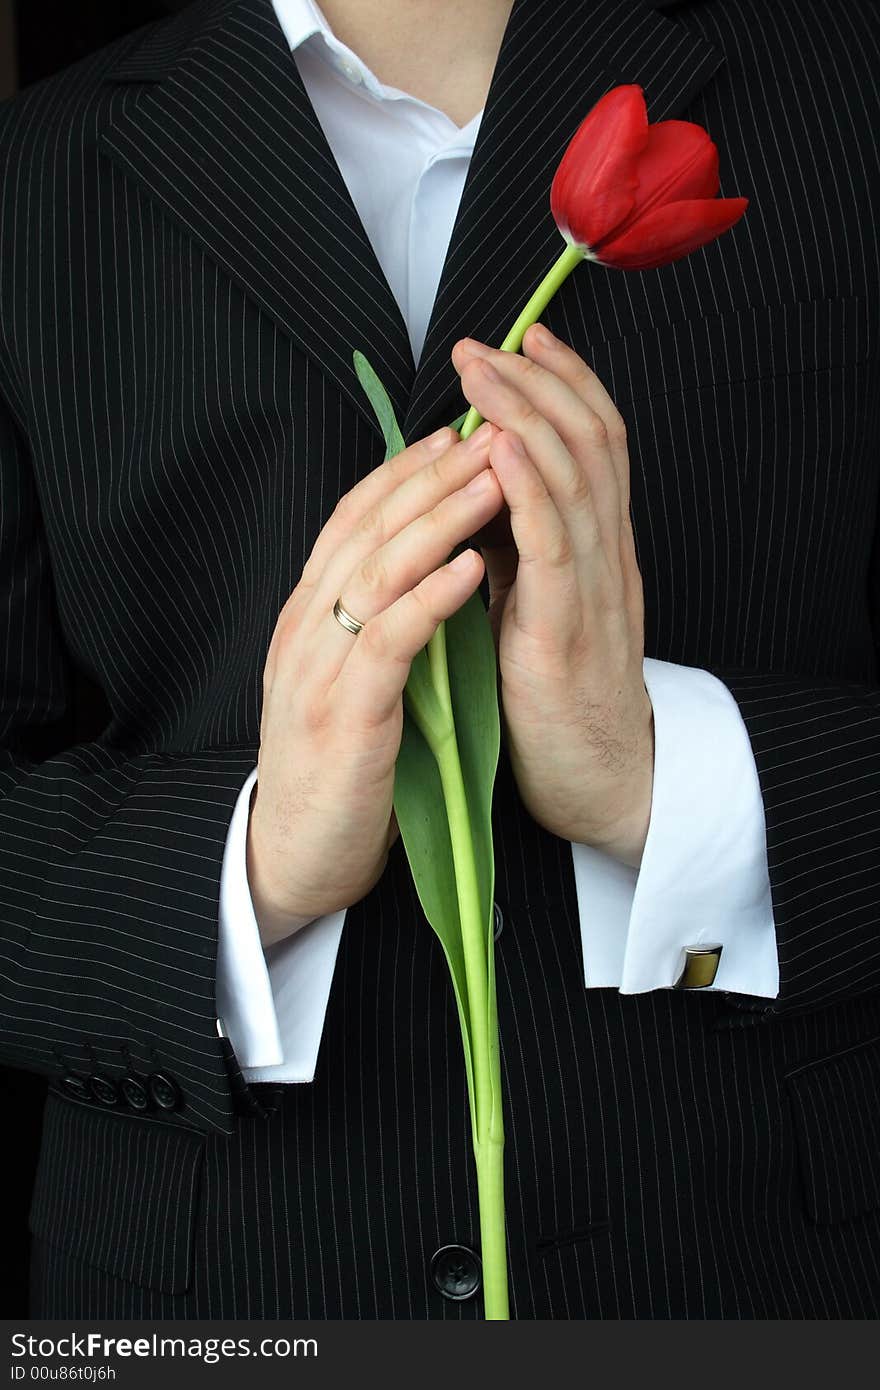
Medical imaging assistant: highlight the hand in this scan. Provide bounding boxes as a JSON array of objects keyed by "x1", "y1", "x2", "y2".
[
  {"x1": 248, "y1": 421, "x2": 505, "y2": 946},
  {"x1": 451, "y1": 323, "x2": 654, "y2": 868}
]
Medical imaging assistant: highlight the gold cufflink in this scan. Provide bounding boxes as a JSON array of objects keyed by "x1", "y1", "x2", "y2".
[{"x1": 672, "y1": 943, "x2": 723, "y2": 989}]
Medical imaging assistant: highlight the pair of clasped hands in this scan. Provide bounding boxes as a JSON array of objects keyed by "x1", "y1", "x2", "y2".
[{"x1": 248, "y1": 324, "x2": 655, "y2": 947}]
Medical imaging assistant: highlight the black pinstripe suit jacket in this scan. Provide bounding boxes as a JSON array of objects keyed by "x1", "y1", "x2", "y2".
[{"x1": 2, "y1": 0, "x2": 880, "y2": 1318}]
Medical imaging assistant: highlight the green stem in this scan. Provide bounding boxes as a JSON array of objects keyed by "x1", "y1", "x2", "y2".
[
  {"x1": 475, "y1": 1136, "x2": 507, "y2": 1319},
  {"x1": 457, "y1": 240, "x2": 586, "y2": 439},
  {"x1": 429, "y1": 626, "x2": 509, "y2": 1321},
  {"x1": 409, "y1": 235, "x2": 587, "y2": 1319}
]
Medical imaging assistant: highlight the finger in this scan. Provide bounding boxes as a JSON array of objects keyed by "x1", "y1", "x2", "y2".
[
  {"x1": 304, "y1": 421, "x2": 498, "y2": 631},
  {"x1": 297, "y1": 424, "x2": 459, "y2": 592},
  {"x1": 455, "y1": 328, "x2": 630, "y2": 520},
  {"x1": 520, "y1": 323, "x2": 632, "y2": 513},
  {"x1": 519, "y1": 327, "x2": 641, "y2": 638},
  {"x1": 340, "y1": 548, "x2": 486, "y2": 730},
  {"x1": 460, "y1": 353, "x2": 622, "y2": 594},
  {"x1": 487, "y1": 429, "x2": 590, "y2": 639},
  {"x1": 308, "y1": 457, "x2": 503, "y2": 690}
]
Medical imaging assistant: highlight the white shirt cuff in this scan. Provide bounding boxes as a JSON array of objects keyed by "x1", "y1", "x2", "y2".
[
  {"x1": 216, "y1": 765, "x2": 346, "y2": 1082},
  {"x1": 572, "y1": 657, "x2": 779, "y2": 999}
]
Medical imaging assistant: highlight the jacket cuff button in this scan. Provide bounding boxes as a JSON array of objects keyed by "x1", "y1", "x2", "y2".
[{"x1": 148, "y1": 1071, "x2": 182, "y2": 1111}]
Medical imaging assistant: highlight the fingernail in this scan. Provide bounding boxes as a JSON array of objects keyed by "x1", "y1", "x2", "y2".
[
  {"x1": 426, "y1": 427, "x2": 452, "y2": 453},
  {"x1": 448, "y1": 549, "x2": 476, "y2": 573},
  {"x1": 465, "y1": 421, "x2": 493, "y2": 449},
  {"x1": 463, "y1": 469, "x2": 493, "y2": 495},
  {"x1": 530, "y1": 323, "x2": 555, "y2": 348},
  {"x1": 458, "y1": 338, "x2": 490, "y2": 358}
]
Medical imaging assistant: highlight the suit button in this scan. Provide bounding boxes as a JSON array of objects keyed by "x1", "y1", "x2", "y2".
[
  {"x1": 88, "y1": 1074, "x2": 120, "y2": 1106},
  {"x1": 429, "y1": 1244, "x2": 482, "y2": 1301},
  {"x1": 493, "y1": 901, "x2": 504, "y2": 941},
  {"x1": 59, "y1": 1074, "x2": 90, "y2": 1101},
  {"x1": 148, "y1": 1071, "x2": 182, "y2": 1111},
  {"x1": 119, "y1": 1074, "x2": 151, "y2": 1112}
]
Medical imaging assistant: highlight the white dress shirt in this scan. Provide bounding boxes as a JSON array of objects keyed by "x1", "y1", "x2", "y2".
[{"x1": 215, "y1": 0, "x2": 779, "y2": 1083}]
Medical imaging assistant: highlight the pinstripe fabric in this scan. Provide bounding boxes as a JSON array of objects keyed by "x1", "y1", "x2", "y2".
[{"x1": 2, "y1": 0, "x2": 880, "y2": 1317}]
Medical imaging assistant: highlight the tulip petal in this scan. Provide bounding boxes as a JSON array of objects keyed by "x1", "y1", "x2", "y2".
[
  {"x1": 591, "y1": 122, "x2": 720, "y2": 250},
  {"x1": 639, "y1": 121, "x2": 720, "y2": 201},
  {"x1": 595, "y1": 196, "x2": 749, "y2": 270},
  {"x1": 550, "y1": 84, "x2": 649, "y2": 249}
]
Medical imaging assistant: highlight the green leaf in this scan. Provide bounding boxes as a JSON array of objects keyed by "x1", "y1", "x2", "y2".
[
  {"x1": 353, "y1": 349, "x2": 406, "y2": 461},
  {"x1": 396, "y1": 676, "x2": 476, "y2": 1135},
  {"x1": 448, "y1": 409, "x2": 469, "y2": 434}
]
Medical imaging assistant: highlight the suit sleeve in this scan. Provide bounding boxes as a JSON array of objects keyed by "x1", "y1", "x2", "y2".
[
  {"x1": 0, "y1": 372, "x2": 258, "y2": 1137},
  {"x1": 706, "y1": 498, "x2": 880, "y2": 1017}
]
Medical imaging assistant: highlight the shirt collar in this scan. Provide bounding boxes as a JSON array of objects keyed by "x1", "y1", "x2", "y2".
[
  {"x1": 270, "y1": 0, "x2": 357, "y2": 59},
  {"x1": 269, "y1": 0, "x2": 484, "y2": 144}
]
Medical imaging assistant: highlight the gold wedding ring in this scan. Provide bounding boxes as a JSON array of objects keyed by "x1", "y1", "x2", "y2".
[{"x1": 333, "y1": 596, "x2": 365, "y2": 635}]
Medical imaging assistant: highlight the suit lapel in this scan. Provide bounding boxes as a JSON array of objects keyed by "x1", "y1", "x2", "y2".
[
  {"x1": 96, "y1": 0, "x2": 416, "y2": 438},
  {"x1": 96, "y1": 0, "x2": 723, "y2": 447}
]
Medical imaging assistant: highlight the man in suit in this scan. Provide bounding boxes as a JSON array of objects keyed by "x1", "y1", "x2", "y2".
[{"x1": 1, "y1": 0, "x2": 879, "y2": 1318}]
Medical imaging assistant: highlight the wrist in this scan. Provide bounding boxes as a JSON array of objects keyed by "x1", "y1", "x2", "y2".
[
  {"x1": 246, "y1": 801, "x2": 321, "y2": 949},
  {"x1": 577, "y1": 712, "x2": 655, "y2": 868},
  {"x1": 591, "y1": 801, "x2": 651, "y2": 869}
]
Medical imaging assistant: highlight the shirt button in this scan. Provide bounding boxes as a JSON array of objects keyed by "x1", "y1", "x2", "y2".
[
  {"x1": 493, "y1": 901, "x2": 504, "y2": 942},
  {"x1": 429, "y1": 1244, "x2": 482, "y2": 1301},
  {"x1": 335, "y1": 55, "x2": 363, "y2": 84}
]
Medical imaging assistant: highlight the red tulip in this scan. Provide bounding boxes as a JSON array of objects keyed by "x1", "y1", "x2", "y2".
[{"x1": 550, "y1": 84, "x2": 747, "y2": 270}]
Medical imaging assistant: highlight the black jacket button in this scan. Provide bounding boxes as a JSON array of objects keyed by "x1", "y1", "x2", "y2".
[
  {"x1": 430, "y1": 1244, "x2": 482, "y2": 1301},
  {"x1": 148, "y1": 1072, "x2": 182, "y2": 1111},
  {"x1": 87, "y1": 1074, "x2": 120, "y2": 1107},
  {"x1": 493, "y1": 900, "x2": 504, "y2": 941},
  {"x1": 119, "y1": 1074, "x2": 151, "y2": 1111},
  {"x1": 59, "y1": 1074, "x2": 90, "y2": 1101}
]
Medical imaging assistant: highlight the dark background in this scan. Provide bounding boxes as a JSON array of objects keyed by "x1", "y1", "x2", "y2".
[{"x1": 1, "y1": 0, "x2": 194, "y2": 1320}]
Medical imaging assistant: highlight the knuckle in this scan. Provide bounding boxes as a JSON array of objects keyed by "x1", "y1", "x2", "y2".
[
  {"x1": 358, "y1": 548, "x2": 387, "y2": 594},
  {"x1": 359, "y1": 616, "x2": 390, "y2": 659},
  {"x1": 546, "y1": 531, "x2": 575, "y2": 568},
  {"x1": 302, "y1": 691, "x2": 331, "y2": 736},
  {"x1": 608, "y1": 416, "x2": 628, "y2": 449},
  {"x1": 516, "y1": 353, "x2": 542, "y2": 383},
  {"x1": 420, "y1": 502, "x2": 446, "y2": 538},
  {"x1": 571, "y1": 359, "x2": 595, "y2": 392},
  {"x1": 333, "y1": 488, "x2": 357, "y2": 526},
  {"x1": 269, "y1": 616, "x2": 298, "y2": 664},
  {"x1": 424, "y1": 452, "x2": 448, "y2": 490},
  {"x1": 568, "y1": 468, "x2": 592, "y2": 508},
  {"x1": 386, "y1": 448, "x2": 412, "y2": 486},
  {"x1": 405, "y1": 582, "x2": 439, "y2": 631},
  {"x1": 515, "y1": 401, "x2": 544, "y2": 434},
  {"x1": 357, "y1": 501, "x2": 385, "y2": 541},
  {"x1": 583, "y1": 413, "x2": 609, "y2": 447}
]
